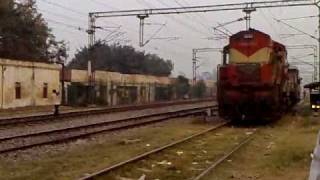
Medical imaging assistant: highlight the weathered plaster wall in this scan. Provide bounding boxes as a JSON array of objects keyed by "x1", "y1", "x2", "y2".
[
  {"x1": 0, "y1": 59, "x2": 61, "y2": 109},
  {"x1": 71, "y1": 70, "x2": 171, "y2": 85},
  {"x1": 34, "y1": 67, "x2": 61, "y2": 106},
  {"x1": 69, "y1": 70, "x2": 173, "y2": 105}
]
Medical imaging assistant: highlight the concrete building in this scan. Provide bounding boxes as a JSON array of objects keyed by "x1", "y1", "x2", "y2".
[
  {"x1": 0, "y1": 58, "x2": 215, "y2": 109},
  {"x1": 65, "y1": 69, "x2": 172, "y2": 106},
  {"x1": 0, "y1": 58, "x2": 61, "y2": 109}
]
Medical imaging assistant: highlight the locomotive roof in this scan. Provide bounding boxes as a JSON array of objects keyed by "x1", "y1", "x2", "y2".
[
  {"x1": 230, "y1": 28, "x2": 286, "y2": 51},
  {"x1": 230, "y1": 28, "x2": 271, "y2": 39},
  {"x1": 288, "y1": 67, "x2": 299, "y2": 71},
  {"x1": 304, "y1": 82, "x2": 320, "y2": 89},
  {"x1": 273, "y1": 41, "x2": 286, "y2": 51}
]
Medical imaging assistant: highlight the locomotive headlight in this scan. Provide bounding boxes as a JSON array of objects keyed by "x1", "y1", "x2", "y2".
[
  {"x1": 317, "y1": 106, "x2": 320, "y2": 109},
  {"x1": 312, "y1": 105, "x2": 316, "y2": 109}
]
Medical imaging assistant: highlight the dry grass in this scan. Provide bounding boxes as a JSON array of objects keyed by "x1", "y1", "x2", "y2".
[
  {"x1": 205, "y1": 108, "x2": 320, "y2": 180},
  {"x1": 0, "y1": 117, "x2": 210, "y2": 180},
  {"x1": 98, "y1": 126, "x2": 252, "y2": 180}
]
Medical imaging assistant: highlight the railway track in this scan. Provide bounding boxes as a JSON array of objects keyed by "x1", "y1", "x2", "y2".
[
  {"x1": 79, "y1": 122, "x2": 256, "y2": 180},
  {"x1": 0, "y1": 98, "x2": 214, "y2": 127},
  {"x1": 0, "y1": 104, "x2": 217, "y2": 154},
  {"x1": 193, "y1": 134, "x2": 254, "y2": 180}
]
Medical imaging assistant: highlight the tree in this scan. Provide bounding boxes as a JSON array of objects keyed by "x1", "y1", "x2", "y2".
[
  {"x1": 174, "y1": 75, "x2": 190, "y2": 99},
  {"x1": 0, "y1": 0, "x2": 66, "y2": 62},
  {"x1": 68, "y1": 41, "x2": 174, "y2": 76},
  {"x1": 192, "y1": 80, "x2": 207, "y2": 98}
]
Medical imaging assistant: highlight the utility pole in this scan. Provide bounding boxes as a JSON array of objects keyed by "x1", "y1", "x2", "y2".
[
  {"x1": 192, "y1": 49, "x2": 197, "y2": 85},
  {"x1": 87, "y1": 13, "x2": 96, "y2": 104},
  {"x1": 318, "y1": 1, "x2": 320, "y2": 81},
  {"x1": 287, "y1": 45, "x2": 318, "y2": 82},
  {"x1": 137, "y1": 14, "x2": 149, "y2": 47}
]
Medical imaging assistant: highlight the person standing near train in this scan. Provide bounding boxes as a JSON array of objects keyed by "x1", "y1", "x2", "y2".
[{"x1": 52, "y1": 89, "x2": 60, "y2": 116}]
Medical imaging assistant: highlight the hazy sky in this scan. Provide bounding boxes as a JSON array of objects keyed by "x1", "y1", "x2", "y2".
[{"x1": 36, "y1": 0, "x2": 318, "y2": 83}]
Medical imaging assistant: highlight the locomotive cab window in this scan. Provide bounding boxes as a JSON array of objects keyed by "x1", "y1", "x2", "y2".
[{"x1": 244, "y1": 33, "x2": 253, "y2": 39}]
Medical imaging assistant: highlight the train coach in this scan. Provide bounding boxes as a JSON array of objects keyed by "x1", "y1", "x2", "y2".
[
  {"x1": 304, "y1": 82, "x2": 320, "y2": 112},
  {"x1": 285, "y1": 67, "x2": 301, "y2": 106},
  {"x1": 217, "y1": 28, "x2": 300, "y2": 121}
]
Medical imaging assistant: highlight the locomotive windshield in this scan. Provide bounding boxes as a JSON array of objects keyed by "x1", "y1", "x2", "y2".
[{"x1": 228, "y1": 29, "x2": 273, "y2": 64}]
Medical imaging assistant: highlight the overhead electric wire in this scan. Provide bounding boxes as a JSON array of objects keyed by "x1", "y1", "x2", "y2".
[
  {"x1": 142, "y1": 23, "x2": 167, "y2": 46},
  {"x1": 89, "y1": 0, "x2": 209, "y2": 50},
  {"x1": 104, "y1": 32, "x2": 127, "y2": 43},
  {"x1": 150, "y1": 0, "x2": 212, "y2": 37},
  {"x1": 134, "y1": 0, "x2": 198, "y2": 48},
  {"x1": 38, "y1": 9, "x2": 87, "y2": 24},
  {"x1": 172, "y1": 0, "x2": 213, "y2": 34},
  {"x1": 39, "y1": 0, "x2": 86, "y2": 16},
  {"x1": 280, "y1": 15, "x2": 317, "y2": 21},
  {"x1": 45, "y1": 18, "x2": 87, "y2": 32},
  {"x1": 290, "y1": 53, "x2": 315, "y2": 60},
  {"x1": 89, "y1": 0, "x2": 192, "y2": 56},
  {"x1": 274, "y1": 18, "x2": 318, "y2": 41},
  {"x1": 90, "y1": 0, "x2": 119, "y2": 11},
  {"x1": 39, "y1": 0, "x2": 129, "y2": 46},
  {"x1": 266, "y1": 9, "x2": 305, "y2": 46},
  {"x1": 40, "y1": 0, "x2": 121, "y2": 28},
  {"x1": 179, "y1": 0, "x2": 233, "y2": 48},
  {"x1": 259, "y1": 9, "x2": 282, "y2": 41},
  {"x1": 291, "y1": 61, "x2": 315, "y2": 67}
]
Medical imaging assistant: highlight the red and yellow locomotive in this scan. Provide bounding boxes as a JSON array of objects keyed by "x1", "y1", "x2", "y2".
[{"x1": 217, "y1": 29, "x2": 300, "y2": 120}]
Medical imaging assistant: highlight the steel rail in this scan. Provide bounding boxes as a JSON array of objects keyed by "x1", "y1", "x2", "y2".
[
  {"x1": 0, "y1": 105, "x2": 215, "y2": 141},
  {"x1": 79, "y1": 121, "x2": 229, "y2": 180},
  {"x1": 0, "y1": 98, "x2": 214, "y2": 126},
  {"x1": 0, "y1": 105, "x2": 217, "y2": 154},
  {"x1": 192, "y1": 132, "x2": 256, "y2": 180}
]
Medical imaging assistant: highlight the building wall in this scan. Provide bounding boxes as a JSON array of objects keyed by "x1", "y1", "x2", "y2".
[
  {"x1": 0, "y1": 59, "x2": 61, "y2": 109},
  {"x1": 70, "y1": 69, "x2": 88, "y2": 84},
  {"x1": 68, "y1": 69, "x2": 172, "y2": 105},
  {"x1": 66, "y1": 69, "x2": 215, "y2": 106}
]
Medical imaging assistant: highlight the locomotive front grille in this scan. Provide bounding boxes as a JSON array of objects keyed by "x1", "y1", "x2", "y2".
[{"x1": 236, "y1": 64, "x2": 260, "y2": 82}]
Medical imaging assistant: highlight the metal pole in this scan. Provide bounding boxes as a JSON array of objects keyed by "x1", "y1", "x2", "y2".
[
  {"x1": 88, "y1": 14, "x2": 96, "y2": 104},
  {"x1": 137, "y1": 15, "x2": 148, "y2": 47},
  {"x1": 1, "y1": 65, "x2": 4, "y2": 109},
  {"x1": 139, "y1": 17, "x2": 144, "y2": 47},
  {"x1": 192, "y1": 49, "x2": 197, "y2": 85},
  {"x1": 318, "y1": 3, "x2": 320, "y2": 81},
  {"x1": 61, "y1": 63, "x2": 66, "y2": 105},
  {"x1": 192, "y1": 47, "x2": 223, "y2": 86},
  {"x1": 314, "y1": 47, "x2": 318, "y2": 81}
]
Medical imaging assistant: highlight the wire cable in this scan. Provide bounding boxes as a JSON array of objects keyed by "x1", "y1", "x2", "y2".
[{"x1": 274, "y1": 18, "x2": 318, "y2": 41}]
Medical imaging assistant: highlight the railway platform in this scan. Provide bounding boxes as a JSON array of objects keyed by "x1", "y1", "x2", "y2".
[
  {"x1": 0, "y1": 98, "x2": 214, "y2": 121},
  {"x1": 0, "y1": 105, "x2": 104, "y2": 120}
]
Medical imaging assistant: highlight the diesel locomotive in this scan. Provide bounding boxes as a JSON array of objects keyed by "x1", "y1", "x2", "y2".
[{"x1": 217, "y1": 28, "x2": 301, "y2": 120}]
